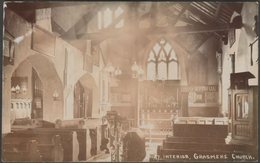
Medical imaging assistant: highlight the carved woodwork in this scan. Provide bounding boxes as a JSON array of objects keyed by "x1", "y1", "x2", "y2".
[{"x1": 226, "y1": 86, "x2": 258, "y2": 146}]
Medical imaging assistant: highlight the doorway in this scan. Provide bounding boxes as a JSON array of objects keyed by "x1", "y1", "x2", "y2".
[{"x1": 31, "y1": 68, "x2": 43, "y2": 119}]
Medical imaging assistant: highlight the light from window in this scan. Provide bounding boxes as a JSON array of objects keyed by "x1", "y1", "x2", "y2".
[
  {"x1": 147, "y1": 62, "x2": 156, "y2": 80},
  {"x1": 98, "y1": 6, "x2": 124, "y2": 29},
  {"x1": 115, "y1": 7, "x2": 124, "y2": 17},
  {"x1": 146, "y1": 39, "x2": 179, "y2": 80},
  {"x1": 104, "y1": 8, "x2": 112, "y2": 28},
  {"x1": 158, "y1": 62, "x2": 167, "y2": 80},
  {"x1": 168, "y1": 61, "x2": 178, "y2": 80}
]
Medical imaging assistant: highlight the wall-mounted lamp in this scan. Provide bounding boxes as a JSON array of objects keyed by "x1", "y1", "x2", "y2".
[
  {"x1": 53, "y1": 90, "x2": 59, "y2": 101},
  {"x1": 114, "y1": 67, "x2": 122, "y2": 76}
]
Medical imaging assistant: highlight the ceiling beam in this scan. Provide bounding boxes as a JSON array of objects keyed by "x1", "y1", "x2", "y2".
[
  {"x1": 171, "y1": 3, "x2": 191, "y2": 26},
  {"x1": 193, "y1": 33, "x2": 213, "y2": 52},
  {"x1": 61, "y1": 4, "x2": 102, "y2": 39},
  {"x1": 214, "y1": 3, "x2": 221, "y2": 18},
  {"x1": 161, "y1": 7, "x2": 201, "y2": 26},
  {"x1": 6, "y1": 2, "x2": 91, "y2": 10},
  {"x1": 188, "y1": 3, "x2": 219, "y2": 26},
  {"x1": 76, "y1": 24, "x2": 231, "y2": 41}
]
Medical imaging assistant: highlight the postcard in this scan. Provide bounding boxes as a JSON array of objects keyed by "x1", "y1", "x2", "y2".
[{"x1": 2, "y1": 1, "x2": 259, "y2": 162}]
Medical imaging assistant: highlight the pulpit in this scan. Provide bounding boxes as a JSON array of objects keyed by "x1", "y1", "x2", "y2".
[{"x1": 226, "y1": 72, "x2": 258, "y2": 149}]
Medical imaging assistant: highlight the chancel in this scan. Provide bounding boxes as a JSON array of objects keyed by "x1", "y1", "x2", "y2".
[{"x1": 2, "y1": 1, "x2": 259, "y2": 162}]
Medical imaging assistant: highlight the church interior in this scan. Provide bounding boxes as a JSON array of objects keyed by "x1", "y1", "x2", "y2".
[{"x1": 2, "y1": 1, "x2": 259, "y2": 162}]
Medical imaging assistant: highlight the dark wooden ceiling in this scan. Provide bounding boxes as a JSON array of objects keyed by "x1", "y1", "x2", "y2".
[
  {"x1": 5, "y1": 2, "x2": 244, "y2": 67},
  {"x1": 5, "y1": 2, "x2": 243, "y2": 32}
]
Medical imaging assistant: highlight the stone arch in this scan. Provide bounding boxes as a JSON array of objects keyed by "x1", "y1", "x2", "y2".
[
  {"x1": 73, "y1": 73, "x2": 99, "y2": 118},
  {"x1": 4, "y1": 53, "x2": 64, "y2": 126}
]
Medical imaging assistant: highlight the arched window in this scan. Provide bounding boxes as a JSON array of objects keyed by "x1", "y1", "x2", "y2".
[
  {"x1": 98, "y1": 6, "x2": 124, "y2": 30},
  {"x1": 146, "y1": 39, "x2": 179, "y2": 80}
]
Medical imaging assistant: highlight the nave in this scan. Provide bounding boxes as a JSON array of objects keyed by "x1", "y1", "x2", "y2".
[{"x1": 2, "y1": 1, "x2": 259, "y2": 162}]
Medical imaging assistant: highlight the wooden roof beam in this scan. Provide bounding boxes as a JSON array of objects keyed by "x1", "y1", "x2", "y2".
[
  {"x1": 171, "y1": 3, "x2": 191, "y2": 26},
  {"x1": 61, "y1": 4, "x2": 102, "y2": 39},
  {"x1": 76, "y1": 24, "x2": 232, "y2": 41}
]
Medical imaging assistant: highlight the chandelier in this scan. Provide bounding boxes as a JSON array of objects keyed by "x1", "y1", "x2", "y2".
[{"x1": 104, "y1": 63, "x2": 122, "y2": 77}]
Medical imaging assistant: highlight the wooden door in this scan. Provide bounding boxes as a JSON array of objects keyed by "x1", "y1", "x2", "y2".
[
  {"x1": 231, "y1": 89, "x2": 254, "y2": 144},
  {"x1": 74, "y1": 82, "x2": 85, "y2": 118}
]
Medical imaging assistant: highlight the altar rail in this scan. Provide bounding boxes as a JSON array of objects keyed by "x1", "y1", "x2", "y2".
[{"x1": 174, "y1": 117, "x2": 228, "y2": 125}]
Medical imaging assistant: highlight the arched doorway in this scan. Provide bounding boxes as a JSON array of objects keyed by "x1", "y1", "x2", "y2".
[
  {"x1": 8, "y1": 54, "x2": 64, "y2": 124},
  {"x1": 73, "y1": 81, "x2": 93, "y2": 118},
  {"x1": 73, "y1": 73, "x2": 98, "y2": 118}
]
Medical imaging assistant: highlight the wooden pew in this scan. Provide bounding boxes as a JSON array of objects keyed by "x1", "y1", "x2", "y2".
[
  {"x1": 3, "y1": 132, "x2": 63, "y2": 162},
  {"x1": 37, "y1": 135, "x2": 64, "y2": 161},
  {"x1": 10, "y1": 118, "x2": 80, "y2": 161},
  {"x1": 3, "y1": 139, "x2": 42, "y2": 161},
  {"x1": 165, "y1": 136, "x2": 225, "y2": 144},
  {"x1": 12, "y1": 128, "x2": 78, "y2": 161},
  {"x1": 8, "y1": 118, "x2": 104, "y2": 161},
  {"x1": 154, "y1": 117, "x2": 228, "y2": 161},
  {"x1": 55, "y1": 118, "x2": 104, "y2": 161},
  {"x1": 162, "y1": 140, "x2": 245, "y2": 151},
  {"x1": 155, "y1": 116, "x2": 257, "y2": 161},
  {"x1": 173, "y1": 124, "x2": 228, "y2": 138}
]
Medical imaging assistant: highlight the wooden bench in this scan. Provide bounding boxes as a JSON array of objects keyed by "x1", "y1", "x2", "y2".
[
  {"x1": 8, "y1": 118, "x2": 105, "y2": 161},
  {"x1": 37, "y1": 135, "x2": 63, "y2": 161},
  {"x1": 162, "y1": 141, "x2": 245, "y2": 151},
  {"x1": 155, "y1": 116, "x2": 257, "y2": 161},
  {"x1": 12, "y1": 128, "x2": 79, "y2": 161},
  {"x1": 9, "y1": 118, "x2": 85, "y2": 161},
  {"x1": 165, "y1": 136, "x2": 225, "y2": 144},
  {"x1": 55, "y1": 118, "x2": 104, "y2": 160},
  {"x1": 3, "y1": 139, "x2": 42, "y2": 161},
  {"x1": 173, "y1": 124, "x2": 228, "y2": 138},
  {"x1": 3, "y1": 132, "x2": 63, "y2": 161}
]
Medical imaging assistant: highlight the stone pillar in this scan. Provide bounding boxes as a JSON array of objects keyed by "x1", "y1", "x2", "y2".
[{"x1": 2, "y1": 73, "x2": 11, "y2": 134}]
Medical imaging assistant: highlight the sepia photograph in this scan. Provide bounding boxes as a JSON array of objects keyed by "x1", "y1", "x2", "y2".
[{"x1": 1, "y1": 1, "x2": 259, "y2": 162}]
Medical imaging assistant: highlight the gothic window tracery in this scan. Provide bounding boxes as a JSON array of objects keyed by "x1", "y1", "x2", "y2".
[{"x1": 147, "y1": 39, "x2": 179, "y2": 80}]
